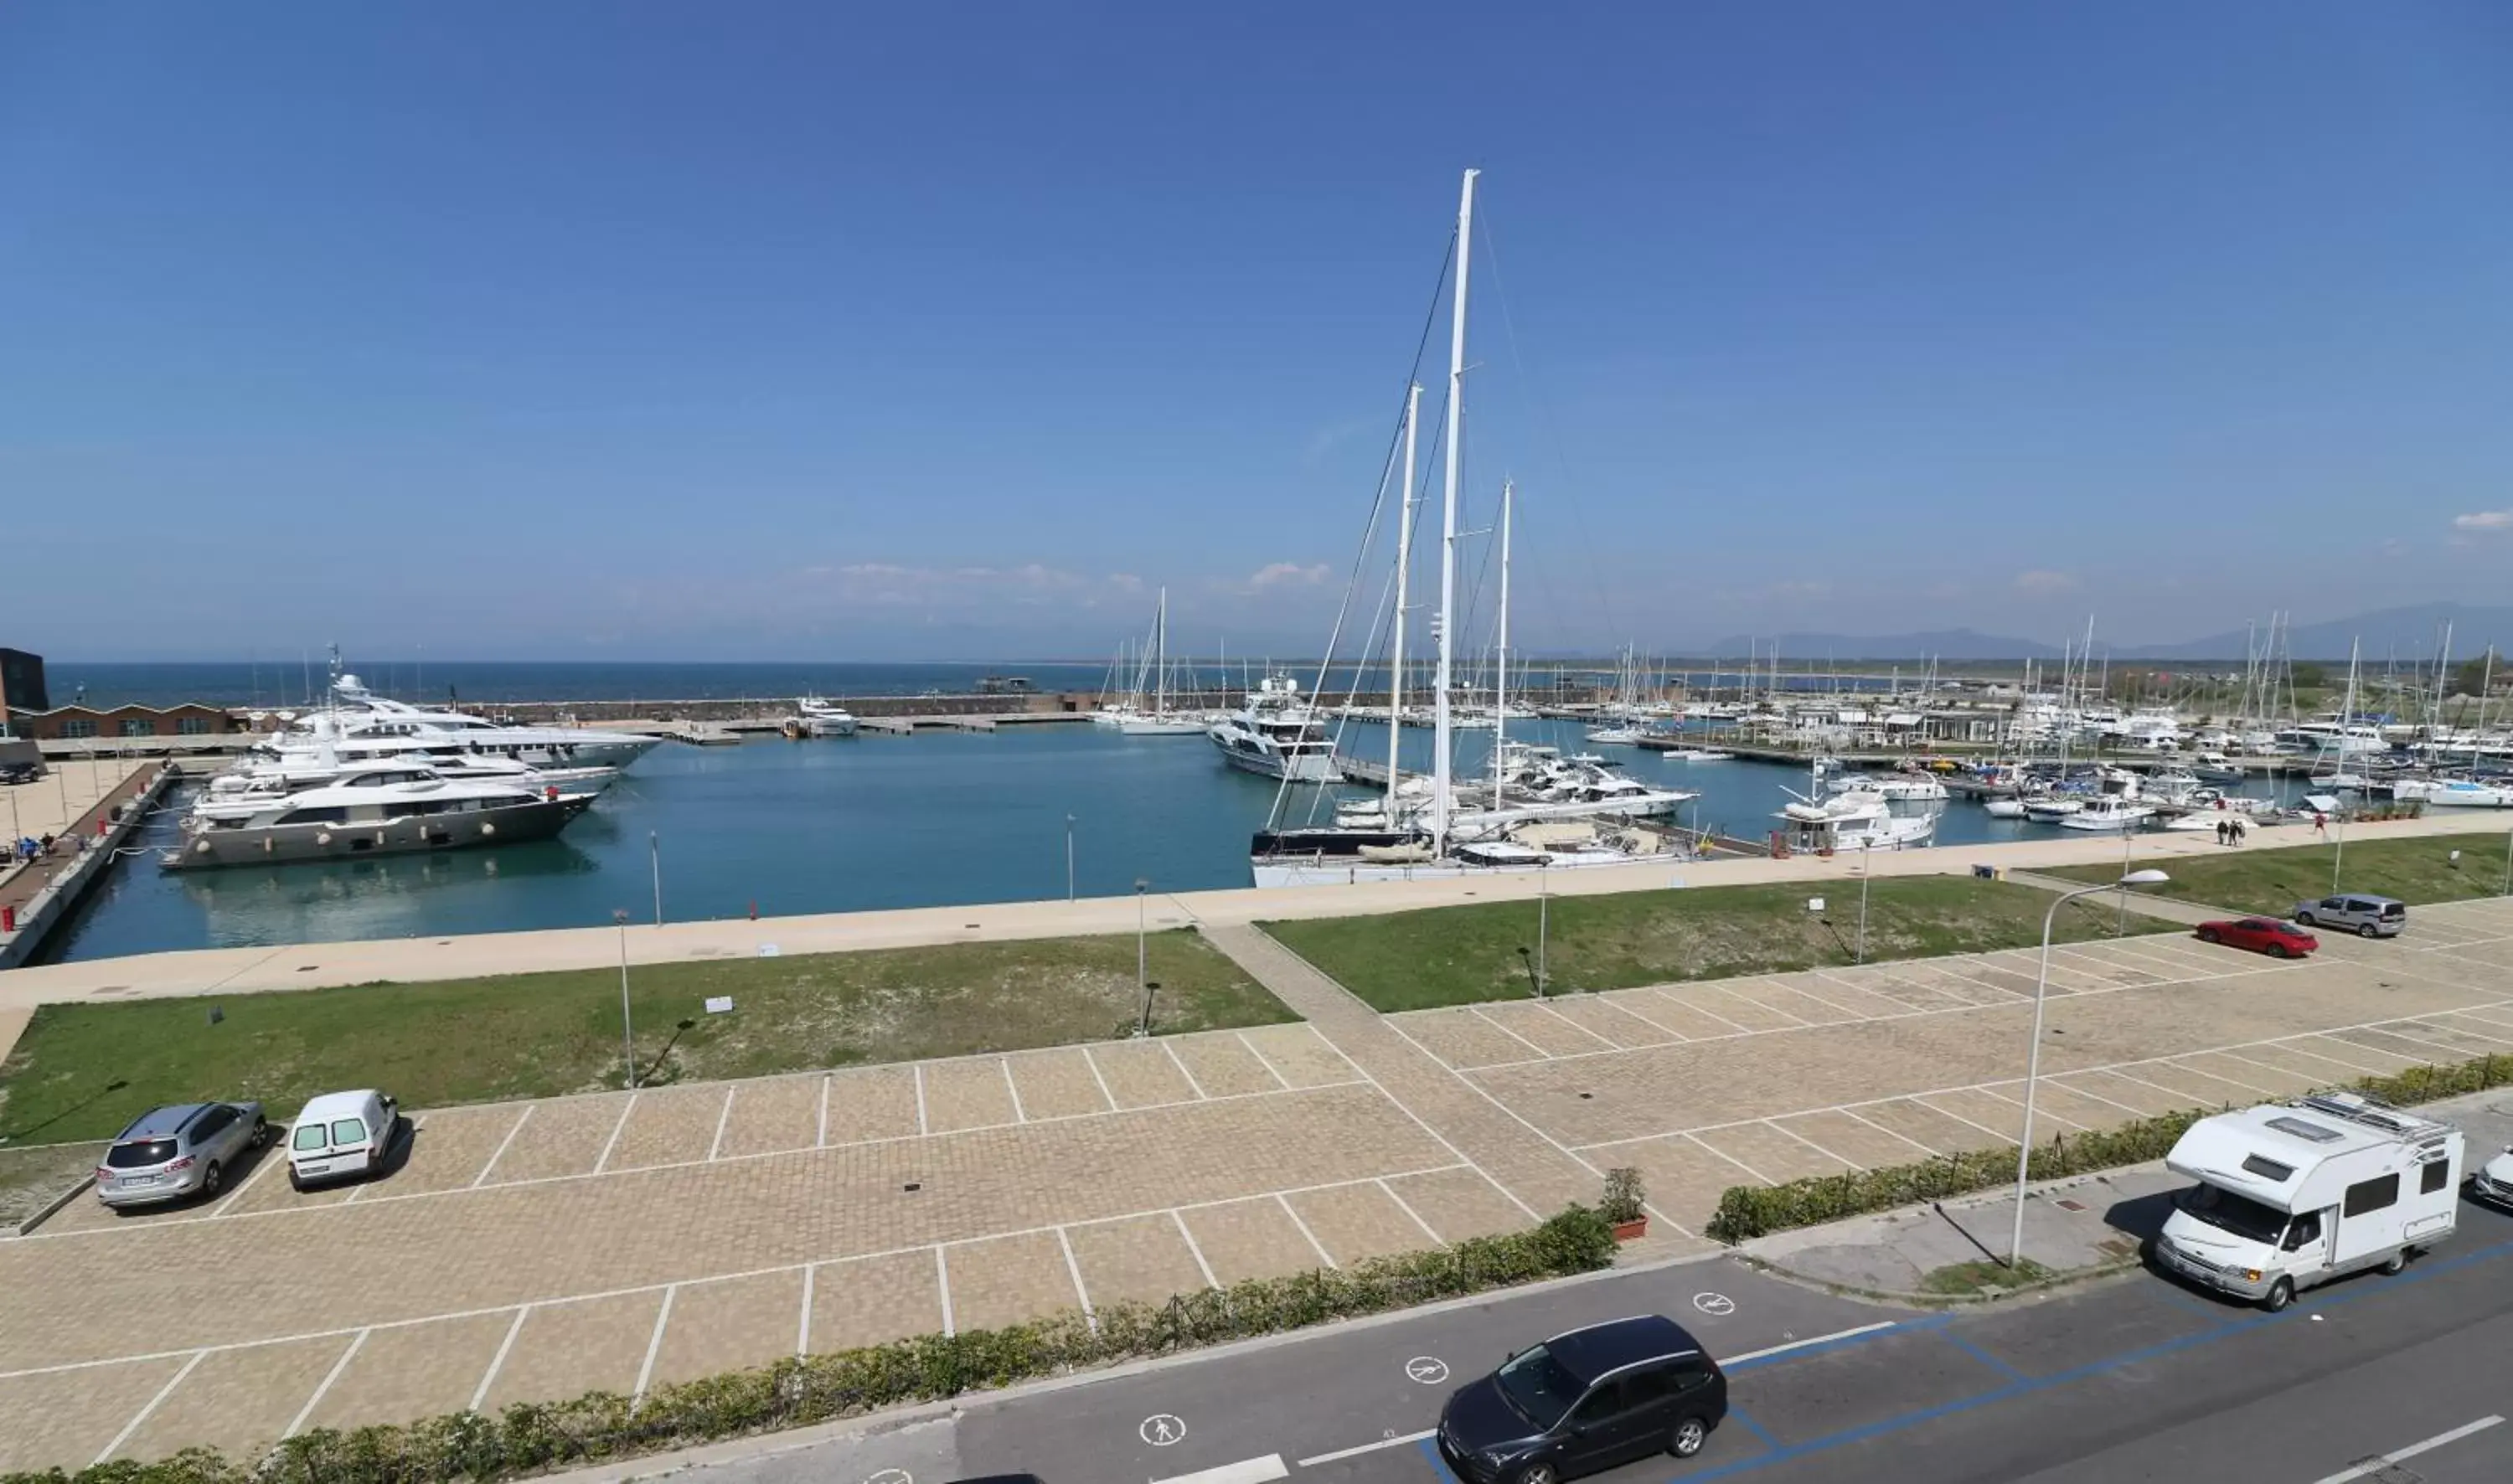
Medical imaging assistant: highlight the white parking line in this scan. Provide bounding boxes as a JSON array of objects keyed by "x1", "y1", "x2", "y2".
[
  {"x1": 1277, "y1": 1192, "x2": 1338, "y2": 1268},
  {"x1": 1593, "y1": 992, "x2": 1689, "y2": 1041},
  {"x1": 1377, "y1": 1177, "x2": 1445, "y2": 1245},
  {"x1": 913, "y1": 1064, "x2": 930, "y2": 1136},
  {"x1": 816, "y1": 1075, "x2": 831, "y2": 1148},
  {"x1": 592, "y1": 1093, "x2": 637, "y2": 1174},
  {"x1": 1726, "y1": 1318, "x2": 1904, "y2": 1363},
  {"x1": 1786, "y1": 971, "x2": 1882, "y2": 1019},
  {"x1": 2043, "y1": 1076, "x2": 2156, "y2": 1119},
  {"x1": 1149, "y1": 1456, "x2": 1288, "y2": 1484},
  {"x1": 214, "y1": 1141, "x2": 286, "y2": 1215},
  {"x1": 1236, "y1": 1031, "x2": 1292, "y2": 1089},
  {"x1": 1311, "y1": 1028, "x2": 1543, "y2": 1224},
  {"x1": 1844, "y1": 1107, "x2": 1943, "y2": 1157},
  {"x1": 1171, "y1": 1209, "x2": 1222, "y2": 1290},
  {"x1": 469, "y1": 1307, "x2": 529, "y2": 1412},
  {"x1": 473, "y1": 1105, "x2": 534, "y2": 1188},
  {"x1": 284, "y1": 1328, "x2": 368, "y2": 1438},
  {"x1": 1055, "y1": 1226, "x2": 1096, "y2": 1331},
  {"x1": 1648, "y1": 986, "x2": 1752, "y2": 1034},
  {"x1": 1766, "y1": 1118, "x2": 1866, "y2": 1169},
  {"x1": 934, "y1": 1247, "x2": 956, "y2": 1336},
  {"x1": 796, "y1": 1263, "x2": 816, "y2": 1356},
  {"x1": 2270, "y1": 1038, "x2": 2397, "y2": 1076},
  {"x1": 1686, "y1": 1131, "x2": 1776, "y2": 1187},
  {"x1": 94, "y1": 1349, "x2": 204, "y2": 1464},
  {"x1": 1081, "y1": 1045, "x2": 1121, "y2": 1110},
  {"x1": 1465, "y1": 1004, "x2": 1552, "y2": 1057},
  {"x1": 2309, "y1": 1414, "x2": 2503, "y2": 1484},
  {"x1": 1298, "y1": 1430, "x2": 1437, "y2": 1467},
  {"x1": 1909, "y1": 1096, "x2": 2020, "y2": 1147},
  {"x1": 707, "y1": 1087, "x2": 737, "y2": 1161},
  {"x1": 631, "y1": 1285, "x2": 676, "y2": 1405},
  {"x1": 1976, "y1": 1085, "x2": 2088, "y2": 1133},
  {"x1": 1162, "y1": 1038, "x2": 1211, "y2": 1100},
  {"x1": 1528, "y1": 999, "x2": 1622, "y2": 1049},
  {"x1": 1001, "y1": 1058, "x2": 1028, "y2": 1123},
  {"x1": 1711, "y1": 983, "x2": 1813, "y2": 1027}
]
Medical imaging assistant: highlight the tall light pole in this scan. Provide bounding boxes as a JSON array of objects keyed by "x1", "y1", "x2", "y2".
[
  {"x1": 2501, "y1": 822, "x2": 2510, "y2": 897},
  {"x1": 2011, "y1": 870, "x2": 2170, "y2": 1268},
  {"x1": 2116, "y1": 821, "x2": 2135, "y2": 937},
  {"x1": 1536, "y1": 863, "x2": 1551, "y2": 997},
  {"x1": 1066, "y1": 814, "x2": 1077, "y2": 904},
  {"x1": 1855, "y1": 840, "x2": 1871, "y2": 964},
  {"x1": 614, "y1": 909, "x2": 637, "y2": 1090},
  {"x1": 649, "y1": 832, "x2": 663, "y2": 927},
  {"x1": 1133, "y1": 877, "x2": 1150, "y2": 1034}
]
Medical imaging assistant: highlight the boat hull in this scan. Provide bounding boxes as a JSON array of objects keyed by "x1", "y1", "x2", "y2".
[
  {"x1": 1252, "y1": 845, "x2": 1689, "y2": 889},
  {"x1": 1211, "y1": 737, "x2": 1341, "y2": 782},
  {"x1": 163, "y1": 796, "x2": 591, "y2": 871}
]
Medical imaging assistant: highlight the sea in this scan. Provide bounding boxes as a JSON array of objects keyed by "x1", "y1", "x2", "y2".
[{"x1": 36, "y1": 701, "x2": 2277, "y2": 966}]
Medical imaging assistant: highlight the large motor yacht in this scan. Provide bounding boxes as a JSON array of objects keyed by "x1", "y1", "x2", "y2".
[
  {"x1": 261, "y1": 672, "x2": 662, "y2": 770},
  {"x1": 165, "y1": 765, "x2": 591, "y2": 870},
  {"x1": 1208, "y1": 675, "x2": 1339, "y2": 782}
]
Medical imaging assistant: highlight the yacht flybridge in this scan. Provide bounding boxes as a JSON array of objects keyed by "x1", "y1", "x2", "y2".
[{"x1": 1246, "y1": 169, "x2": 1703, "y2": 888}]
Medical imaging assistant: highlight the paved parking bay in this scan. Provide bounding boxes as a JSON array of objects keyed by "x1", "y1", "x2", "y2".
[{"x1": 8, "y1": 898, "x2": 2513, "y2": 1471}]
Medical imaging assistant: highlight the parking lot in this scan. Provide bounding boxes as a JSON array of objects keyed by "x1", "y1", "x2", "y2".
[{"x1": 3, "y1": 895, "x2": 2510, "y2": 1471}]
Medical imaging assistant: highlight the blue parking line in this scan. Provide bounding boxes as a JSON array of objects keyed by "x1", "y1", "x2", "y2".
[
  {"x1": 1667, "y1": 1234, "x2": 2513, "y2": 1481},
  {"x1": 1726, "y1": 1405, "x2": 1782, "y2": 1451},
  {"x1": 1416, "y1": 1435, "x2": 1463, "y2": 1482},
  {"x1": 1938, "y1": 1332, "x2": 2029, "y2": 1384}
]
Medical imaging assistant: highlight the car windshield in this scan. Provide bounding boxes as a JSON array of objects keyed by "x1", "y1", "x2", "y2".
[
  {"x1": 292, "y1": 1123, "x2": 330, "y2": 1152},
  {"x1": 2180, "y1": 1183, "x2": 2288, "y2": 1244},
  {"x1": 1493, "y1": 1345, "x2": 1585, "y2": 1431},
  {"x1": 106, "y1": 1139, "x2": 177, "y2": 1169}
]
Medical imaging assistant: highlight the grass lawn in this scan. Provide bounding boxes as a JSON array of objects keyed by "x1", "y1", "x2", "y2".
[
  {"x1": 2047, "y1": 828, "x2": 2513, "y2": 916},
  {"x1": 0, "y1": 930, "x2": 1287, "y2": 1145},
  {"x1": 1262, "y1": 876, "x2": 2153, "y2": 1013},
  {"x1": 1919, "y1": 1257, "x2": 2056, "y2": 1296},
  {"x1": 0, "y1": 1141, "x2": 106, "y2": 1229}
]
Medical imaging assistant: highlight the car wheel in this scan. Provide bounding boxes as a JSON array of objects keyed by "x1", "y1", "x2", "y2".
[
  {"x1": 1512, "y1": 1465, "x2": 1557, "y2": 1484},
  {"x1": 2197, "y1": 927, "x2": 2221, "y2": 944},
  {"x1": 288, "y1": 1168, "x2": 305, "y2": 1193},
  {"x1": 2264, "y1": 1277, "x2": 2294, "y2": 1312},
  {"x1": 2358, "y1": 923, "x2": 2378, "y2": 939},
  {"x1": 201, "y1": 1161, "x2": 222, "y2": 1198},
  {"x1": 2265, "y1": 943, "x2": 2289, "y2": 959},
  {"x1": 2382, "y1": 1249, "x2": 2408, "y2": 1275},
  {"x1": 1671, "y1": 1415, "x2": 1711, "y2": 1458},
  {"x1": 251, "y1": 1117, "x2": 270, "y2": 1148},
  {"x1": 2295, "y1": 912, "x2": 2315, "y2": 926}
]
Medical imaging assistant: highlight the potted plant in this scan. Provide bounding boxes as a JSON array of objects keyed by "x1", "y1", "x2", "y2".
[{"x1": 1602, "y1": 1167, "x2": 1647, "y2": 1241}]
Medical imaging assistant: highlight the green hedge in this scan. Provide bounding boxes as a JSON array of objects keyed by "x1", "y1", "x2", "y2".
[
  {"x1": 4, "y1": 1206, "x2": 1618, "y2": 1484},
  {"x1": 1706, "y1": 1053, "x2": 2512, "y2": 1244}
]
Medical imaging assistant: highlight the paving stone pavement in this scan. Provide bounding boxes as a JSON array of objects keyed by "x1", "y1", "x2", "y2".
[{"x1": 4, "y1": 896, "x2": 2511, "y2": 1471}]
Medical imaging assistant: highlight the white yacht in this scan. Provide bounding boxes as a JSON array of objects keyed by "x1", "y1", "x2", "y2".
[
  {"x1": 789, "y1": 698, "x2": 859, "y2": 738},
  {"x1": 1825, "y1": 770, "x2": 1949, "y2": 803},
  {"x1": 267, "y1": 671, "x2": 662, "y2": 770},
  {"x1": 2023, "y1": 794, "x2": 2087, "y2": 822},
  {"x1": 166, "y1": 766, "x2": 591, "y2": 870},
  {"x1": 202, "y1": 750, "x2": 615, "y2": 808},
  {"x1": 2388, "y1": 777, "x2": 2513, "y2": 809},
  {"x1": 1778, "y1": 791, "x2": 1939, "y2": 853},
  {"x1": 2060, "y1": 796, "x2": 2156, "y2": 832},
  {"x1": 1209, "y1": 675, "x2": 1339, "y2": 782}
]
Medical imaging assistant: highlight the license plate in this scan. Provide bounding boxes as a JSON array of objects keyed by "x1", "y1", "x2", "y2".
[
  {"x1": 124, "y1": 1175, "x2": 159, "y2": 1187},
  {"x1": 299, "y1": 1163, "x2": 329, "y2": 1176}
]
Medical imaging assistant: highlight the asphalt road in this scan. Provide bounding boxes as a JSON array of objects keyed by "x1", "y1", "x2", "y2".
[{"x1": 687, "y1": 1181, "x2": 2513, "y2": 1484}]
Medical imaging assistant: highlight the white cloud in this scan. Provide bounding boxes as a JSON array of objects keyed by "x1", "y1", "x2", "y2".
[
  {"x1": 1245, "y1": 561, "x2": 1331, "y2": 591},
  {"x1": 2451, "y1": 510, "x2": 2511, "y2": 532},
  {"x1": 2013, "y1": 569, "x2": 2082, "y2": 595}
]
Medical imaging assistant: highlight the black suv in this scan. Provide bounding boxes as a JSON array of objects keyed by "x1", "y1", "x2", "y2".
[{"x1": 1437, "y1": 1314, "x2": 1727, "y2": 1483}]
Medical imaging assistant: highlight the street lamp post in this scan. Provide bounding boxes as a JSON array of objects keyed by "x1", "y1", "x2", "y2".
[
  {"x1": 1855, "y1": 841, "x2": 1871, "y2": 964},
  {"x1": 1133, "y1": 878, "x2": 1150, "y2": 1034},
  {"x1": 613, "y1": 909, "x2": 637, "y2": 1090},
  {"x1": 1535, "y1": 864, "x2": 1550, "y2": 996},
  {"x1": 2011, "y1": 870, "x2": 2170, "y2": 1268},
  {"x1": 649, "y1": 832, "x2": 663, "y2": 927},
  {"x1": 2115, "y1": 822, "x2": 2135, "y2": 937},
  {"x1": 1066, "y1": 814, "x2": 1076, "y2": 904}
]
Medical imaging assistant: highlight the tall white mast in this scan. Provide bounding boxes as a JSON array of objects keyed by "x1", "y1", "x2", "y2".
[
  {"x1": 1389, "y1": 383, "x2": 1420, "y2": 815},
  {"x1": 1491, "y1": 478, "x2": 1513, "y2": 810},
  {"x1": 1153, "y1": 587, "x2": 1168, "y2": 718},
  {"x1": 1432, "y1": 167, "x2": 1477, "y2": 855}
]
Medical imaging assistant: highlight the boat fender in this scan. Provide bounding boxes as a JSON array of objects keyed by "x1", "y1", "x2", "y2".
[
  {"x1": 195, "y1": 838, "x2": 214, "y2": 854},
  {"x1": 316, "y1": 832, "x2": 332, "y2": 846},
  {"x1": 544, "y1": 786, "x2": 559, "y2": 801},
  {"x1": 482, "y1": 821, "x2": 496, "y2": 837},
  {"x1": 262, "y1": 837, "x2": 274, "y2": 853}
]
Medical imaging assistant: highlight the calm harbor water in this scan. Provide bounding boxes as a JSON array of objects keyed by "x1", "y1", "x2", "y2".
[{"x1": 44, "y1": 719, "x2": 2117, "y2": 964}]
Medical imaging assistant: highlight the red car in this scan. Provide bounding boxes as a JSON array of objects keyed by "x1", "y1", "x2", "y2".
[{"x1": 2196, "y1": 917, "x2": 2319, "y2": 958}]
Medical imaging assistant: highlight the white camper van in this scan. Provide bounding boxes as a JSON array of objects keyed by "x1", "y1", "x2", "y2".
[{"x1": 2152, "y1": 1092, "x2": 2461, "y2": 1311}]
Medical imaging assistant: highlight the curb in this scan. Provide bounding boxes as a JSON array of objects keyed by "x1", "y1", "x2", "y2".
[
  {"x1": 1733, "y1": 1250, "x2": 2143, "y2": 1310},
  {"x1": 13, "y1": 1174, "x2": 94, "y2": 1238}
]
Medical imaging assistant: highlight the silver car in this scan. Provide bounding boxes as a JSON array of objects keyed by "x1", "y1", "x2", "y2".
[{"x1": 95, "y1": 1101, "x2": 270, "y2": 1208}]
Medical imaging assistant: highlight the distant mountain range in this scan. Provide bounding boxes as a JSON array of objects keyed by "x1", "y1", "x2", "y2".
[{"x1": 1701, "y1": 604, "x2": 2513, "y2": 663}]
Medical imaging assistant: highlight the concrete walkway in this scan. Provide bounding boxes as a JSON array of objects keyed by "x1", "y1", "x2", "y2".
[{"x1": 6, "y1": 812, "x2": 2500, "y2": 1013}]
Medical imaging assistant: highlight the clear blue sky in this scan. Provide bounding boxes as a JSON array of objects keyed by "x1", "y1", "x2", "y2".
[{"x1": 3, "y1": 2, "x2": 2510, "y2": 661}]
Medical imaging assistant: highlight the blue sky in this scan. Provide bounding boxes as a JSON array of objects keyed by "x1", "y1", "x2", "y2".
[{"x1": 3, "y1": 2, "x2": 2510, "y2": 661}]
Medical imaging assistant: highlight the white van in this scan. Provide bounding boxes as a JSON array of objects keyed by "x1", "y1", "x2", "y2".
[
  {"x1": 286, "y1": 1089, "x2": 400, "y2": 1191},
  {"x1": 2152, "y1": 1092, "x2": 2460, "y2": 1311}
]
